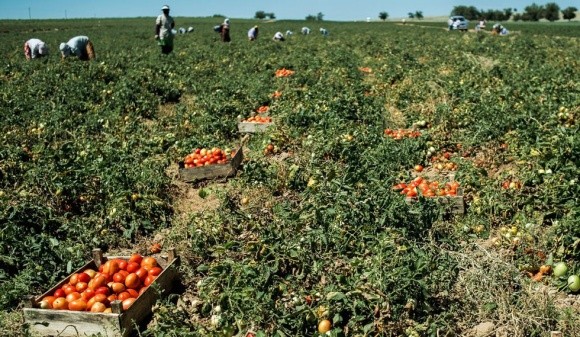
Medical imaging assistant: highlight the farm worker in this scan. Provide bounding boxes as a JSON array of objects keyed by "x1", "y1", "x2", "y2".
[
  {"x1": 479, "y1": 19, "x2": 486, "y2": 29},
  {"x1": 178, "y1": 27, "x2": 186, "y2": 34},
  {"x1": 187, "y1": 26, "x2": 194, "y2": 33},
  {"x1": 273, "y1": 31, "x2": 285, "y2": 41},
  {"x1": 220, "y1": 18, "x2": 231, "y2": 42},
  {"x1": 24, "y1": 38, "x2": 48, "y2": 60},
  {"x1": 492, "y1": 23, "x2": 504, "y2": 35},
  {"x1": 59, "y1": 36, "x2": 95, "y2": 60},
  {"x1": 301, "y1": 27, "x2": 311, "y2": 35},
  {"x1": 319, "y1": 28, "x2": 329, "y2": 36},
  {"x1": 155, "y1": 5, "x2": 175, "y2": 54},
  {"x1": 286, "y1": 30, "x2": 293, "y2": 36},
  {"x1": 448, "y1": 17, "x2": 453, "y2": 30},
  {"x1": 248, "y1": 25, "x2": 259, "y2": 41}
]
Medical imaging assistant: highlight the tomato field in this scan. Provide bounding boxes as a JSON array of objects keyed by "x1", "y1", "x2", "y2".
[{"x1": 1, "y1": 17, "x2": 579, "y2": 336}]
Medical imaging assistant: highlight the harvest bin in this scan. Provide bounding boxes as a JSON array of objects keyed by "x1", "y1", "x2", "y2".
[
  {"x1": 23, "y1": 248, "x2": 179, "y2": 337},
  {"x1": 237, "y1": 120, "x2": 274, "y2": 133},
  {"x1": 178, "y1": 147, "x2": 243, "y2": 182},
  {"x1": 405, "y1": 188, "x2": 465, "y2": 214}
]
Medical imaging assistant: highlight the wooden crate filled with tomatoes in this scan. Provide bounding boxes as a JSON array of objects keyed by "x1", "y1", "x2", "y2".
[
  {"x1": 23, "y1": 248, "x2": 179, "y2": 337},
  {"x1": 238, "y1": 115, "x2": 274, "y2": 133},
  {"x1": 393, "y1": 176, "x2": 465, "y2": 214},
  {"x1": 178, "y1": 146, "x2": 243, "y2": 182}
]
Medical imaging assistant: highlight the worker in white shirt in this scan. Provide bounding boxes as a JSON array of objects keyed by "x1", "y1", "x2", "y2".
[{"x1": 24, "y1": 38, "x2": 48, "y2": 60}]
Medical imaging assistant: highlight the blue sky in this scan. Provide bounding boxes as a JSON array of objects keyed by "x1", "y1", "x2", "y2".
[{"x1": 1, "y1": 0, "x2": 577, "y2": 21}]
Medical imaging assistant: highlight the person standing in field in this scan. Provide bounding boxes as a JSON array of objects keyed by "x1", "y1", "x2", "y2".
[
  {"x1": 155, "y1": 5, "x2": 175, "y2": 54},
  {"x1": 248, "y1": 25, "x2": 259, "y2": 41},
  {"x1": 59, "y1": 36, "x2": 95, "y2": 60},
  {"x1": 24, "y1": 38, "x2": 48, "y2": 60},
  {"x1": 220, "y1": 18, "x2": 231, "y2": 42}
]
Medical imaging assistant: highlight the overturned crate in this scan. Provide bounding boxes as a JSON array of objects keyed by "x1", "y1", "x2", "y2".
[
  {"x1": 178, "y1": 147, "x2": 243, "y2": 182},
  {"x1": 23, "y1": 248, "x2": 179, "y2": 337}
]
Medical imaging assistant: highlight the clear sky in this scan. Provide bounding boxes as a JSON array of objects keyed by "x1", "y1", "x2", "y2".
[{"x1": 1, "y1": 0, "x2": 577, "y2": 21}]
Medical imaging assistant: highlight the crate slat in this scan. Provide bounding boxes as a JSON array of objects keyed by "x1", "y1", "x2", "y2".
[
  {"x1": 178, "y1": 147, "x2": 243, "y2": 182},
  {"x1": 238, "y1": 121, "x2": 274, "y2": 133}
]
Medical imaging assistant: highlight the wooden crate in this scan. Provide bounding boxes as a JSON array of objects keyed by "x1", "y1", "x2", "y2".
[
  {"x1": 237, "y1": 121, "x2": 274, "y2": 133},
  {"x1": 178, "y1": 147, "x2": 243, "y2": 182},
  {"x1": 23, "y1": 249, "x2": 179, "y2": 337},
  {"x1": 405, "y1": 188, "x2": 465, "y2": 214}
]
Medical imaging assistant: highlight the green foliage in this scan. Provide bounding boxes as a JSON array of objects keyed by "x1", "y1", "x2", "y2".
[{"x1": 0, "y1": 17, "x2": 579, "y2": 337}]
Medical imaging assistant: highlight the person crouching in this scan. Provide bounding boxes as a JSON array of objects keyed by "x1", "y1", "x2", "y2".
[{"x1": 59, "y1": 36, "x2": 95, "y2": 60}]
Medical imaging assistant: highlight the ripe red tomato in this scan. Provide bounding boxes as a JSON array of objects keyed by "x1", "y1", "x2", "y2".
[
  {"x1": 122, "y1": 298, "x2": 136, "y2": 311},
  {"x1": 53, "y1": 289, "x2": 66, "y2": 298},
  {"x1": 90, "y1": 301, "x2": 107, "y2": 313},
  {"x1": 117, "y1": 291, "x2": 131, "y2": 301},
  {"x1": 95, "y1": 286, "x2": 110, "y2": 296},
  {"x1": 62, "y1": 284, "x2": 76, "y2": 296},
  {"x1": 128, "y1": 254, "x2": 143, "y2": 265},
  {"x1": 75, "y1": 282, "x2": 88, "y2": 293},
  {"x1": 111, "y1": 282, "x2": 126, "y2": 294},
  {"x1": 126, "y1": 262, "x2": 140, "y2": 273},
  {"x1": 113, "y1": 271, "x2": 129, "y2": 283},
  {"x1": 69, "y1": 273, "x2": 79, "y2": 286},
  {"x1": 414, "y1": 165, "x2": 424, "y2": 172},
  {"x1": 144, "y1": 275, "x2": 155, "y2": 287},
  {"x1": 126, "y1": 289, "x2": 139, "y2": 298},
  {"x1": 117, "y1": 260, "x2": 128, "y2": 271},
  {"x1": 102, "y1": 260, "x2": 120, "y2": 276},
  {"x1": 81, "y1": 289, "x2": 95, "y2": 301},
  {"x1": 65, "y1": 292, "x2": 81, "y2": 303},
  {"x1": 68, "y1": 299, "x2": 87, "y2": 311},
  {"x1": 148, "y1": 267, "x2": 162, "y2": 277},
  {"x1": 135, "y1": 268, "x2": 149, "y2": 281},
  {"x1": 125, "y1": 273, "x2": 141, "y2": 289},
  {"x1": 77, "y1": 272, "x2": 91, "y2": 283},
  {"x1": 52, "y1": 297, "x2": 68, "y2": 310}
]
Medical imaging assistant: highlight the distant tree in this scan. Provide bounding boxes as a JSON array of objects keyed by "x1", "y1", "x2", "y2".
[
  {"x1": 415, "y1": 11, "x2": 423, "y2": 19},
  {"x1": 379, "y1": 11, "x2": 389, "y2": 21},
  {"x1": 562, "y1": 6, "x2": 578, "y2": 21},
  {"x1": 512, "y1": 13, "x2": 523, "y2": 21},
  {"x1": 317, "y1": 12, "x2": 324, "y2": 21},
  {"x1": 523, "y1": 3, "x2": 544, "y2": 21},
  {"x1": 305, "y1": 14, "x2": 317, "y2": 21},
  {"x1": 407, "y1": 12, "x2": 415, "y2": 19},
  {"x1": 544, "y1": 2, "x2": 560, "y2": 21},
  {"x1": 254, "y1": 11, "x2": 266, "y2": 19},
  {"x1": 212, "y1": 14, "x2": 225, "y2": 18},
  {"x1": 266, "y1": 12, "x2": 276, "y2": 19},
  {"x1": 451, "y1": 5, "x2": 480, "y2": 20},
  {"x1": 503, "y1": 8, "x2": 514, "y2": 20}
]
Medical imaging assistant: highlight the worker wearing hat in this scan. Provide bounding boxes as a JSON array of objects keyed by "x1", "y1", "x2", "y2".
[
  {"x1": 59, "y1": 36, "x2": 95, "y2": 60},
  {"x1": 248, "y1": 25, "x2": 259, "y2": 41},
  {"x1": 155, "y1": 5, "x2": 175, "y2": 54},
  {"x1": 220, "y1": 18, "x2": 231, "y2": 42},
  {"x1": 24, "y1": 38, "x2": 48, "y2": 60}
]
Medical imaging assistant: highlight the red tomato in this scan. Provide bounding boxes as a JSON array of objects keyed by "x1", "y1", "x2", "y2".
[
  {"x1": 65, "y1": 292, "x2": 81, "y2": 303},
  {"x1": 53, "y1": 289, "x2": 65, "y2": 298},
  {"x1": 90, "y1": 301, "x2": 107, "y2": 313},
  {"x1": 117, "y1": 291, "x2": 131, "y2": 301},
  {"x1": 148, "y1": 267, "x2": 162, "y2": 277},
  {"x1": 68, "y1": 299, "x2": 87, "y2": 311},
  {"x1": 81, "y1": 289, "x2": 95, "y2": 301},
  {"x1": 113, "y1": 271, "x2": 129, "y2": 283},
  {"x1": 62, "y1": 284, "x2": 76, "y2": 296},
  {"x1": 77, "y1": 272, "x2": 91, "y2": 283},
  {"x1": 102, "y1": 260, "x2": 120, "y2": 276},
  {"x1": 89, "y1": 274, "x2": 108, "y2": 291},
  {"x1": 117, "y1": 260, "x2": 128, "y2": 271},
  {"x1": 144, "y1": 275, "x2": 155, "y2": 287},
  {"x1": 95, "y1": 286, "x2": 110, "y2": 296},
  {"x1": 111, "y1": 282, "x2": 126, "y2": 294},
  {"x1": 126, "y1": 289, "x2": 139, "y2": 298},
  {"x1": 122, "y1": 298, "x2": 136, "y2": 311},
  {"x1": 135, "y1": 268, "x2": 149, "y2": 281},
  {"x1": 126, "y1": 262, "x2": 140, "y2": 273},
  {"x1": 414, "y1": 165, "x2": 424, "y2": 172},
  {"x1": 52, "y1": 297, "x2": 68, "y2": 310},
  {"x1": 69, "y1": 273, "x2": 79, "y2": 286},
  {"x1": 75, "y1": 282, "x2": 88, "y2": 293},
  {"x1": 128, "y1": 254, "x2": 143, "y2": 265},
  {"x1": 125, "y1": 273, "x2": 141, "y2": 289}
]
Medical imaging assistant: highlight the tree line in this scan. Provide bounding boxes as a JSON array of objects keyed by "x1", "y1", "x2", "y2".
[{"x1": 451, "y1": 2, "x2": 577, "y2": 22}]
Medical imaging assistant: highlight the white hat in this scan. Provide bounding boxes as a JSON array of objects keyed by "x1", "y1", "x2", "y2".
[
  {"x1": 38, "y1": 42, "x2": 48, "y2": 55},
  {"x1": 59, "y1": 43, "x2": 70, "y2": 56},
  {"x1": 161, "y1": 5, "x2": 169, "y2": 10},
  {"x1": 224, "y1": 18, "x2": 230, "y2": 24}
]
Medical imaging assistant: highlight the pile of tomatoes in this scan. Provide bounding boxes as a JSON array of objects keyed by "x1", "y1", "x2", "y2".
[
  {"x1": 256, "y1": 105, "x2": 269, "y2": 113},
  {"x1": 183, "y1": 148, "x2": 232, "y2": 168},
  {"x1": 243, "y1": 116, "x2": 272, "y2": 123},
  {"x1": 271, "y1": 91, "x2": 282, "y2": 98},
  {"x1": 358, "y1": 67, "x2": 372, "y2": 73},
  {"x1": 393, "y1": 177, "x2": 461, "y2": 198},
  {"x1": 429, "y1": 151, "x2": 458, "y2": 171},
  {"x1": 38, "y1": 254, "x2": 162, "y2": 312},
  {"x1": 275, "y1": 68, "x2": 295, "y2": 77},
  {"x1": 384, "y1": 129, "x2": 421, "y2": 140}
]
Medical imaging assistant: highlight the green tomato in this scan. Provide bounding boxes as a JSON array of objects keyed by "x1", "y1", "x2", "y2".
[
  {"x1": 568, "y1": 275, "x2": 580, "y2": 292},
  {"x1": 553, "y1": 262, "x2": 568, "y2": 277}
]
